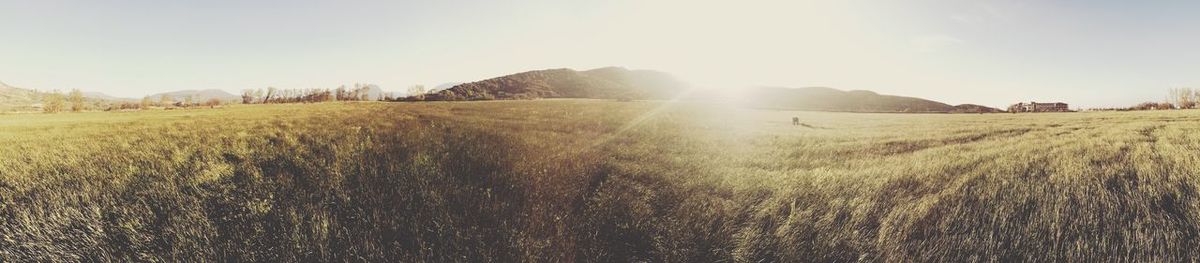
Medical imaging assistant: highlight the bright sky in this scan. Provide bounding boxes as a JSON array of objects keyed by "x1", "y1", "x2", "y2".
[{"x1": 1, "y1": 0, "x2": 1197, "y2": 108}]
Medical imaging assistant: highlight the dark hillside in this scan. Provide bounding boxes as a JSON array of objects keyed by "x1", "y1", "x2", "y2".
[
  {"x1": 747, "y1": 86, "x2": 999, "y2": 113},
  {"x1": 428, "y1": 67, "x2": 688, "y2": 100}
]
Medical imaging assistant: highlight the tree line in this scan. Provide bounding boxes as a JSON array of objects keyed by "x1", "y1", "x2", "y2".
[
  {"x1": 1091, "y1": 88, "x2": 1200, "y2": 111},
  {"x1": 1167, "y1": 88, "x2": 1200, "y2": 109},
  {"x1": 39, "y1": 89, "x2": 83, "y2": 113},
  {"x1": 40, "y1": 89, "x2": 225, "y2": 113},
  {"x1": 38, "y1": 83, "x2": 406, "y2": 113},
  {"x1": 240, "y1": 84, "x2": 396, "y2": 104}
]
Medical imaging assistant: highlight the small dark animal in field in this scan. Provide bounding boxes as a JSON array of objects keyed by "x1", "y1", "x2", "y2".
[{"x1": 792, "y1": 117, "x2": 824, "y2": 128}]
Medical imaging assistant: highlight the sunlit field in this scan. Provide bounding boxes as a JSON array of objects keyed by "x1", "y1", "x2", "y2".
[{"x1": 3, "y1": 100, "x2": 1199, "y2": 261}]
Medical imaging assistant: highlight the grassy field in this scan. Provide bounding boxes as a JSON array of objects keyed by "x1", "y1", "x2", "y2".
[{"x1": 2, "y1": 100, "x2": 1199, "y2": 261}]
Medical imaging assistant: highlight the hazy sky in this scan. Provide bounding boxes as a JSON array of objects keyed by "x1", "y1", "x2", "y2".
[{"x1": 2, "y1": 0, "x2": 1198, "y2": 108}]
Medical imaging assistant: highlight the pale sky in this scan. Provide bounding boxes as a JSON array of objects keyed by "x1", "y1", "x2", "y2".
[{"x1": 1, "y1": 0, "x2": 1198, "y2": 108}]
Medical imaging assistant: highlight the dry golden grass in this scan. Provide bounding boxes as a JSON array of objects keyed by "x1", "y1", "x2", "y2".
[{"x1": 2, "y1": 100, "x2": 1198, "y2": 261}]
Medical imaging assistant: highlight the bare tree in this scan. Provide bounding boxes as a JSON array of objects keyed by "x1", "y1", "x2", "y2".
[
  {"x1": 264, "y1": 87, "x2": 277, "y2": 103},
  {"x1": 408, "y1": 85, "x2": 426, "y2": 101},
  {"x1": 1193, "y1": 88, "x2": 1200, "y2": 109},
  {"x1": 1169, "y1": 88, "x2": 1197, "y2": 109},
  {"x1": 43, "y1": 90, "x2": 65, "y2": 113},
  {"x1": 242, "y1": 89, "x2": 257, "y2": 104},
  {"x1": 335, "y1": 85, "x2": 346, "y2": 101},
  {"x1": 68, "y1": 89, "x2": 85, "y2": 112},
  {"x1": 141, "y1": 96, "x2": 152, "y2": 109},
  {"x1": 254, "y1": 89, "x2": 265, "y2": 103},
  {"x1": 204, "y1": 98, "x2": 222, "y2": 108}
]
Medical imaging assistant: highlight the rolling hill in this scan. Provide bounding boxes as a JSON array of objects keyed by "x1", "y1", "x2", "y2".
[
  {"x1": 0, "y1": 81, "x2": 44, "y2": 111},
  {"x1": 423, "y1": 67, "x2": 998, "y2": 113},
  {"x1": 8, "y1": 70, "x2": 1000, "y2": 114},
  {"x1": 427, "y1": 67, "x2": 689, "y2": 100},
  {"x1": 951, "y1": 104, "x2": 1005, "y2": 113},
  {"x1": 428, "y1": 82, "x2": 465, "y2": 94},
  {"x1": 0, "y1": 81, "x2": 131, "y2": 111},
  {"x1": 746, "y1": 86, "x2": 1001, "y2": 113}
]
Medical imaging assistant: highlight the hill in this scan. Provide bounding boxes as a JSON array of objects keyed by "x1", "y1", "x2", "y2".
[
  {"x1": 422, "y1": 68, "x2": 995, "y2": 113},
  {"x1": 952, "y1": 104, "x2": 1004, "y2": 113},
  {"x1": 0, "y1": 81, "x2": 43, "y2": 111},
  {"x1": 579, "y1": 67, "x2": 690, "y2": 99},
  {"x1": 148, "y1": 89, "x2": 239, "y2": 102},
  {"x1": 429, "y1": 82, "x2": 465, "y2": 93},
  {"x1": 427, "y1": 67, "x2": 688, "y2": 100},
  {"x1": 746, "y1": 86, "x2": 1000, "y2": 113},
  {"x1": 0, "y1": 82, "x2": 129, "y2": 111}
]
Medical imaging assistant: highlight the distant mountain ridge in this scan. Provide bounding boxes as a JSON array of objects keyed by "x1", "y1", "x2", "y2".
[
  {"x1": 427, "y1": 67, "x2": 689, "y2": 100},
  {"x1": 5, "y1": 68, "x2": 1001, "y2": 114},
  {"x1": 746, "y1": 86, "x2": 1000, "y2": 113},
  {"x1": 422, "y1": 67, "x2": 998, "y2": 113}
]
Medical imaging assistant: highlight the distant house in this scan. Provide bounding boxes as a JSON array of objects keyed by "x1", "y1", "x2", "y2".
[{"x1": 1008, "y1": 101, "x2": 1070, "y2": 112}]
